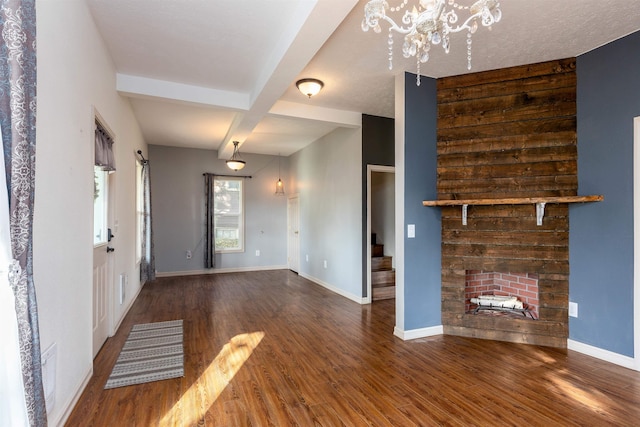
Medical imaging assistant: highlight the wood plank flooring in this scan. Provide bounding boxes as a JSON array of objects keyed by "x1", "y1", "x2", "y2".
[{"x1": 66, "y1": 270, "x2": 640, "y2": 426}]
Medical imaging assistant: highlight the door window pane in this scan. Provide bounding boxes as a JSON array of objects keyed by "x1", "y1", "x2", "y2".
[{"x1": 94, "y1": 166, "x2": 108, "y2": 245}]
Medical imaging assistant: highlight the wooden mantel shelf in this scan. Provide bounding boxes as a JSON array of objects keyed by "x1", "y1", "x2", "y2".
[
  {"x1": 422, "y1": 195, "x2": 603, "y2": 226},
  {"x1": 422, "y1": 195, "x2": 603, "y2": 207}
]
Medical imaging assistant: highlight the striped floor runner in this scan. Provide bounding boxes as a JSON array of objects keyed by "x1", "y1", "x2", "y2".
[{"x1": 104, "y1": 319, "x2": 184, "y2": 389}]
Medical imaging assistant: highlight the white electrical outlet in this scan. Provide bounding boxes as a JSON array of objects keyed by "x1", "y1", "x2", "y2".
[
  {"x1": 256, "y1": 250, "x2": 260, "y2": 256},
  {"x1": 323, "y1": 260, "x2": 328, "y2": 269},
  {"x1": 186, "y1": 250, "x2": 192, "y2": 259},
  {"x1": 569, "y1": 302, "x2": 578, "y2": 318},
  {"x1": 306, "y1": 254, "x2": 309, "y2": 262}
]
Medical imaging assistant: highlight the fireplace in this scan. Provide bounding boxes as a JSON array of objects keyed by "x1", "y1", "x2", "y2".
[
  {"x1": 465, "y1": 271, "x2": 539, "y2": 319},
  {"x1": 434, "y1": 59, "x2": 579, "y2": 348}
]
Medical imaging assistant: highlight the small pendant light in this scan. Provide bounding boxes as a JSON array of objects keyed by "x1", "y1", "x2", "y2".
[{"x1": 275, "y1": 154, "x2": 285, "y2": 196}]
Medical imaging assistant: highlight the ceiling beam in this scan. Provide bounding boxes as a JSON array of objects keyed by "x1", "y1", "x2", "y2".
[
  {"x1": 269, "y1": 100, "x2": 361, "y2": 128},
  {"x1": 116, "y1": 74, "x2": 249, "y2": 110}
]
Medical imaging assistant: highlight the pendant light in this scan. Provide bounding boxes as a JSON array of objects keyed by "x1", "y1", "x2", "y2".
[
  {"x1": 226, "y1": 141, "x2": 246, "y2": 171},
  {"x1": 275, "y1": 154, "x2": 285, "y2": 196}
]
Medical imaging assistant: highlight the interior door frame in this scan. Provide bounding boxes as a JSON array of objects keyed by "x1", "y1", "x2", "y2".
[
  {"x1": 634, "y1": 116, "x2": 640, "y2": 370},
  {"x1": 287, "y1": 193, "x2": 300, "y2": 273},
  {"x1": 366, "y1": 164, "x2": 395, "y2": 304},
  {"x1": 92, "y1": 108, "x2": 116, "y2": 356}
]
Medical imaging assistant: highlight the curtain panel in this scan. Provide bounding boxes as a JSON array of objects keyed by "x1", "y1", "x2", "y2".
[
  {"x1": 94, "y1": 124, "x2": 115, "y2": 171},
  {"x1": 0, "y1": 128, "x2": 29, "y2": 425},
  {"x1": 0, "y1": 0, "x2": 48, "y2": 425},
  {"x1": 204, "y1": 174, "x2": 215, "y2": 269},
  {"x1": 140, "y1": 160, "x2": 155, "y2": 283}
]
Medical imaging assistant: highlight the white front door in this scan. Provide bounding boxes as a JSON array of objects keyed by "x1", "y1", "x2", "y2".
[
  {"x1": 92, "y1": 166, "x2": 113, "y2": 357},
  {"x1": 287, "y1": 195, "x2": 300, "y2": 273}
]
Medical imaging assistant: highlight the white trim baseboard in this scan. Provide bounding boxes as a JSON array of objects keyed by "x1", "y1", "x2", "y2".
[
  {"x1": 52, "y1": 365, "x2": 93, "y2": 427},
  {"x1": 568, "y1": 339, "x2": 638, "y2": 371},
  {"x1": 155, "y1": 265, "x2": 288, "y2": 278},
  {"x1": 394, "y1": 325, "x2": 444, "y2": 340},
  {"x1": 299, "y1": 272, "x2": 366, "y2": 304}
]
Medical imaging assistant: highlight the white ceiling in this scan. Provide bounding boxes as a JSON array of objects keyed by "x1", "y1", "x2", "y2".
[{"x1": 86, "y1": 0, "x2": 640, "y2": 158}]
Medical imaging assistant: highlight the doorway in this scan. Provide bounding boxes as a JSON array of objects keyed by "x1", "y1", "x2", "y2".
[
  {"x1": 287, "y1": 194, "x2": 300, "y2": 273},
  {"x1": 92, "y1": 116, "x2": 116, "y2": 357},
  {"x1": 367, "y1": 165, "x2": 395, "y2": 303}
]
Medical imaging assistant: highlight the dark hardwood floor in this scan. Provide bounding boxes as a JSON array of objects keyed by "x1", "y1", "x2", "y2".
[{"x1": 66, "y1": 270, "x2": 640, "y2": 426}]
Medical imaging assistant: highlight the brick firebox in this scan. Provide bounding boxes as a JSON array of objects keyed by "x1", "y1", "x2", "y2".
[{"x1": 465, "y1": 271, "x2": 539, "y2": 319}]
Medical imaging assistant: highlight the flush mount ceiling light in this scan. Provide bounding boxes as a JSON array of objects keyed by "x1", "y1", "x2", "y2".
[
  {"x1": 362, "y1": 0, "x2": 502, "y2": 85},
  {"x1": 296, "y1": 78, "x2": 324, "y2": 98},
  {"x1": 226, "y1": 141, "x2": 246, "y2": 171}
]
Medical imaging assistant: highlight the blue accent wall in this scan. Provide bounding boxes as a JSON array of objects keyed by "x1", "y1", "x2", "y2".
[
  {"x1": 403, "y1": 73, "x2": 442, "y2": 329},
  {"x1": 571, "y1": 30, "x2": 640, "y2": 356}
]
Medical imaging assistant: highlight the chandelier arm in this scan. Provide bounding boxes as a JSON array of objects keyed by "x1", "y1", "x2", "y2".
[
  {"x1": 381, "y1": 15, "x2": 415, "y2": 34},
  {"x1": 446, "y1": 12, "x2": 486, "y2": 34}
]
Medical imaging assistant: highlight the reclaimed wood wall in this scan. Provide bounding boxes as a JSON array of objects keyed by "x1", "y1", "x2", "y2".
[{"x1": 436, "y1": 59, "x2": 577, "y2": 348}]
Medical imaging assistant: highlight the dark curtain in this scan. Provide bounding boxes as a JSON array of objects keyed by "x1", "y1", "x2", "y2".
[
  {"x1": 204, "y1": 173, "x2": 215, "y2": 268},
  {"x1": 140, "y1": 159, "x2": 155, "y2": 283},
  {"x1": 95, "y1": 123, "x2": 115, "y2": 171},
  {"x1": 0, "y1": 0, "x2": 47, "y2": 425}
]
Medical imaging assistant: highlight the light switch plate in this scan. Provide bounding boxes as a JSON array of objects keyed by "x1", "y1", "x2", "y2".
[
  {"x1": 569, "y1": 302, "x2": 578, "y2": 318},
  {"x1": 408, "y1": 224, "x2": 415, "y2": 238}
]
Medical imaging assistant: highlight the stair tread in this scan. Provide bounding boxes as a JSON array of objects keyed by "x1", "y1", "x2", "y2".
[
  {"x1": 372, "y1": 284, "x2": 395, "y2": 301},
  {"x1": 371, "y1": 244, "x2": 384, "y2": 257},
  {"x1": 372, "y1": 283, "x2": 395, "y2": 289},
  {"x1": 371, "y1": 268, "x2": 395, "y2": 274},
  {"x1": 371, "y1": 256, "x2": 393, "y2": 272}
]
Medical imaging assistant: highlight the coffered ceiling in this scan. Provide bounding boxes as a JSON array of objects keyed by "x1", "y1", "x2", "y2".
[{"x1": 86, "y1": 0, "x2": 640, "y2": 158}]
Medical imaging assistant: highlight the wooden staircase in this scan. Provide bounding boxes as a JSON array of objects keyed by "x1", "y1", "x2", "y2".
[{"x1": 371, "y1": 234, "x2": 395, "y2": 301}]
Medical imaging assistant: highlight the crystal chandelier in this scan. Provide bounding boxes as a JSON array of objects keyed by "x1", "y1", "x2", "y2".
[{"x1": 362, "y1": 0, "x2": 502, "y2": 85}]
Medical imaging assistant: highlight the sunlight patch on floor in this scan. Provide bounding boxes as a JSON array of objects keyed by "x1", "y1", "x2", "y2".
[
  {"x1": 160, "y1": 331, "x2": 265, "y2": 426},
  {"x1": 527, "y1": 348, "x2": 558, "y2": 364},
  {"x1": 547, "y1": 373, "x2": 616, "y2": 415}
]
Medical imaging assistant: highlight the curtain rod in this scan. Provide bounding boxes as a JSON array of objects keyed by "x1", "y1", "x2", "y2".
[
  {"x1": 136, "y1": 150, "x2": 148, "y2": 163},
  {"x1": 203, "y1": 173, "x2": 252, "y2": 179}
]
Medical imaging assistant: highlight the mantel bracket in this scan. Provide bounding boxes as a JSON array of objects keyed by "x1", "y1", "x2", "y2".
[{"x1": 536, "y1": 202, "x2": 546, "y2": 226}]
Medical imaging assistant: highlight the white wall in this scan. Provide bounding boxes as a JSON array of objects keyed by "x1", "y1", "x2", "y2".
[
  {"x1": 290, "y1": 127, "x2": 363, "y2": 301},
  {"x1": 34, "y1": 1, "x2": 145, "y2": 425}
]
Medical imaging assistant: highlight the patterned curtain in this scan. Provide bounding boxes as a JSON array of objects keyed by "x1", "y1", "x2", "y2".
[
  {"x1": 204, "y1": 173, "x2": 215, "y2": 268},
  {"x1": 140, "y1": 159, "x2": 155, "y2": 283},
  {"x1": 0, "y1": 0, "x2": 47, "y2": 425},
  {"x1": 0, "y1": 130, "x2": 29, "y2": 426}
]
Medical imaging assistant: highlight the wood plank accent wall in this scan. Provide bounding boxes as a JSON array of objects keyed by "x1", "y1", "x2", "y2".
[{"x1": 436, "y1": 58, "x2": 577, "y2": 348}]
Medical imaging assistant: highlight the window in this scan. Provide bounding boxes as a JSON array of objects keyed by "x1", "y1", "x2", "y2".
[
  {"x1": 93, "y1": 166, "x2": 109, "y2": 245},
  {"x1": 214, "y1": 178, "x2": 244, "y2": 252}
]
